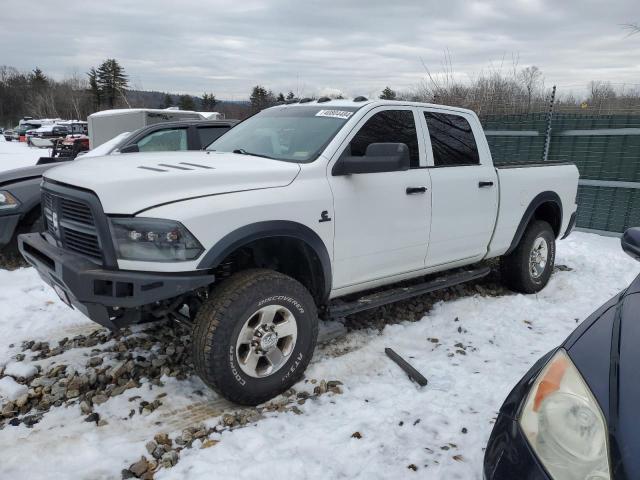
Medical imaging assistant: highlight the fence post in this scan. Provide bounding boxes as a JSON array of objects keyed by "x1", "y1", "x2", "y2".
[{"x1": 542, "y1": 85, "x2": 556, "y2": 162}]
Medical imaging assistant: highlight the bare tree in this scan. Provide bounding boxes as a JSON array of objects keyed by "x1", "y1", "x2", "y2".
[{"x1": 519, "y1": 66, "x2": 543, "y2": 112}]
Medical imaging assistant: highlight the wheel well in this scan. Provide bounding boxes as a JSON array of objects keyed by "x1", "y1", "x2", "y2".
[
  {"x1": 214, "y1": 237, "x2": 327, "y2": 305},
  {"x1": 506, "y1": 192, "x2": 563, "y2": 255},
  {"x1": 532, "y1": 201, "x2": 561, "y2": 237},
  {"x1": 16, "y1": 204, "x2": 42, "y2": 234}
]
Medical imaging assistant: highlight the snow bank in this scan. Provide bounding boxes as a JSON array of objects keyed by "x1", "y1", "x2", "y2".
[
  {"x1": 0, "y1": 137, "x2": 43, "y2": 172},
  {"x1": 0, "y1": 233, "x2": 637, "y2": 480}
]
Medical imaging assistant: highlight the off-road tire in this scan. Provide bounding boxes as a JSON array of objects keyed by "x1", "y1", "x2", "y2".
[
  {"x1": 192, "y1": 269, "x2": 318, "y2": 406},
  {"x1": 500, "y1": 220, "x2": 556, "y2": 294}
]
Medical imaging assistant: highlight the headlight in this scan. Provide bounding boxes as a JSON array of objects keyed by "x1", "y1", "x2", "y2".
[
  {"x1": 0, "y1": 191, "x2": 20, "y2": 210},
  {"x1": 109, "y1": 217, "x2": 204, "y2": 262},
  {"x1": 519, "y1": 349, "x2": 610, "y2": 480}
]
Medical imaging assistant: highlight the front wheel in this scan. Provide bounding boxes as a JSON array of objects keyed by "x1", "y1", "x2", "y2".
[
  {"x1": 500, "y1": 220, "x2": 556, "y2": 293},
  {"x1": 192, "y1": 269, "x2": 318, "y2": 405}
]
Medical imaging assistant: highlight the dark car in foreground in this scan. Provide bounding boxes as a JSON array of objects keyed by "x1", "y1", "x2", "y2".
[
  {"x1": 485, "y1": 227, "x2": 640, "y2": 480},
  {"x1": 0, "y1": 119, "x2": 236, "y2": 258}
]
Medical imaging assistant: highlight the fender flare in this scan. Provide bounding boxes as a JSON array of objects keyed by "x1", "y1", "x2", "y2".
[
  {"x1": 505, "y1": 191, "x2": 563, "y2": 255},
  {"x1": 196, "y1": 220, "x2": 332, "y2": 300}
]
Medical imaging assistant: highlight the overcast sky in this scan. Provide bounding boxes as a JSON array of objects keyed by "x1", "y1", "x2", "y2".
[{"x1": 1, "y1": 0, "x2": 638, "y2": 100}]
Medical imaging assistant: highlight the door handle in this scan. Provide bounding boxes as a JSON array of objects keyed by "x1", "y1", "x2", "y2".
[
  {"x1": 478, "y1": 181, "x2": 494, "y2": 188},
  {"x1": 406, "y1": 186, "x2": 427, "y2": 195}
]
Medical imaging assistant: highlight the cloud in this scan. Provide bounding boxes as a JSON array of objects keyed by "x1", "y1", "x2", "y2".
[{"x1": 0, "y1": 0, "x2": 638, "y2": 99}]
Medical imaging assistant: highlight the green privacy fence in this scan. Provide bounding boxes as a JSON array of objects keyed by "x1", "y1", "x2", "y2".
[{"x1": 481, "y1": 113, "x2": 640, "y2": 234}]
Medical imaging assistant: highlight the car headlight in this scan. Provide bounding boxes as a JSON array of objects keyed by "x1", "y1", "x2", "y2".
[
  {"x1": 0, "y1": 191, "x2": 20, "y2": 210},
  {"x1": 519, "y1": 349, "x2": 610, "y2": 480},
  {"x1": 109, "y1": 217, "x2": 204, "y2": 262}
]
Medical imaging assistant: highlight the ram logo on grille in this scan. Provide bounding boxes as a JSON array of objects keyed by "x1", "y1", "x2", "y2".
[{"x1": 51, "y1": 211, "x2": 59, "y2": 232}]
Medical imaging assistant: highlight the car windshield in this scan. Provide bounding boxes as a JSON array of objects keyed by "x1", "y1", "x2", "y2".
[{"x1": 207, "y1": 106, "x2": 359, "y2": 163}]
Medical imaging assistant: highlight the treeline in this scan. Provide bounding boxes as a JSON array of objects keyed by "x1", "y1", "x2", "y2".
[
  {"x1": 3, "y1": 59, "x2": 640, "y2": 127},
  {"x1": 393, "y1": 62, "x2": 640, "y2": 116},
  {"x1": 0, "y1": 60, "x2": 250, "y2": 127}
]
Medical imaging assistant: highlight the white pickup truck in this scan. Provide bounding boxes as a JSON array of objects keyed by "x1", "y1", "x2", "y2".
[{"x1": 19, "y1": 99, "x2": 579, "y2": 405}]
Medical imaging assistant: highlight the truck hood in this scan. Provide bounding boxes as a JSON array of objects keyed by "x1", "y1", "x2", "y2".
[
  {"x1": 43, "y1": 151, "x2": 301, "y2": 214},
  {"x1": 0, "y1": 163, "x2": 55, "y2": 186}
]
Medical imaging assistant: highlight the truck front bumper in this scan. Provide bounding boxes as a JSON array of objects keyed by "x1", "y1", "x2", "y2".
[{"x1": 18, "y1": 232, "x2": 215, "y2": 330}]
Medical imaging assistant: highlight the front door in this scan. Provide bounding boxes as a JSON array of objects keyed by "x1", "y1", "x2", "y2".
[{"x1": 328, "y1": 107, "x2": 432, "y2": 289}]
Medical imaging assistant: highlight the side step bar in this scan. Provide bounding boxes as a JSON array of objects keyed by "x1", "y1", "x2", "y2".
[{"x1": 328, "y1": 266, "x2": 491, "y2": 319}]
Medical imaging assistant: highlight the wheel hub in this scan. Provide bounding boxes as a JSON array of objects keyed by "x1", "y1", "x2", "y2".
[
  {"x1": 259, "y1": 330, "x2": 278, "y2": 351},
  {"x1": 235, "y1": 304, "x2": 298, "y2": 378},
  {"x1": 529, "y1": 237, "x2": 549, "y2": 279}
]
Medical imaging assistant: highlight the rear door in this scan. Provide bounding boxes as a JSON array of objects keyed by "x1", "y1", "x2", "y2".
[
  {"x1": 328, "y1": 107, "x2": 432, "y2": 289},
  {"x1": 420, "y1": 109, "x2": 498, "y2": 267}
]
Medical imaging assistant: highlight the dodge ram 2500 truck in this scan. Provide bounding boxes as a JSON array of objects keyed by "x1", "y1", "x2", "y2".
[{"x1": 19, "y1": 99, "x2": 579, "y2": 405}]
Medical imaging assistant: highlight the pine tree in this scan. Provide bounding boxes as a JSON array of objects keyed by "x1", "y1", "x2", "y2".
[
  {"x1": 276, "y1": 92, "x2": 285, "y2": 102},
  {"x1": 249, "y1": 85, "x2": 276, "y2": 112},
  {"x1": 379, "y1": 86, "x2": 397, "y2": 100},
  {"x1": 161, "y1": 93, "x2": 173, "y2": 109},
  {"x1": 178, "y1": 94, "x2": 195, "y2": 111},
  {"x1": 201, "y1": 92, "x2": 218, "y2": 111},
  {"x1": 30, "y1": 67, "x2": 48, "y2": 89},
  {"x1": 96, "y1": 59, "x2": 128, "y2": 108},
  {"x1": 285, "y1": 91, "x2": 295, "y2": 101},
  {"x1": 87, "y1": 67, "x2": 101, "y2": 109}
]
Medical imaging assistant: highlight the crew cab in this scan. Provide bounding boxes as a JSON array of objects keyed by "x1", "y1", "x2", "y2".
[
  {"x1": 0, "y1": 119, "x2": 236, "y2": 259},
  {"x1": 19, "y1": 99, "x2": 579, "y2": 405}
]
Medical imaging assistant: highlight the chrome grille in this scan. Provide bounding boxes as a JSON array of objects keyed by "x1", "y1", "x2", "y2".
[{"x1": 42, "y1": 190, "x2": 102, "y2": 261}]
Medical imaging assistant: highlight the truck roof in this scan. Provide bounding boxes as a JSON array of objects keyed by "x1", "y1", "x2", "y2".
[{"x1": 269, "y1": 98, "x2": 476, "y2": 116}]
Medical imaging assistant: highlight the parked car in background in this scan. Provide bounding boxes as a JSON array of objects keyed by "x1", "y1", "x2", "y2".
[
  {"x1": 88, "y1": 108, "x2": 206, "y2": 149},
  {"x1": 15, "y1": 123, "x2": 40, "y2": 140},
  {"x1": 3, "y1": 129, "x2": 15, "y2": 141},
  {"x1": 83, "y1": 119, "x2": 237, "y2": 156},
  {"x1": 0, "y1": 119, "x2": 236, "y2": 258},
  {"x1": 484, "y1": 228, "x2": 640, "y2": 480},
  {"x1": 35, "y1": 124, "x2": 72, "y2": 138},
  {"x1": 19, "y1": 98, "x2": 578, "y2": 406}
]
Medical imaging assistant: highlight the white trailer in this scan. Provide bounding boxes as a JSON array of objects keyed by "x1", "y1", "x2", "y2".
[{"x1": 88, "y1": 108, "x2": 204, "y2": 148}]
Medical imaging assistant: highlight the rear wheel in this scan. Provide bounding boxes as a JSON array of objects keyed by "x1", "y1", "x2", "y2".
[
  {"x1": 500, "y1": 220, "x2": 556, "y2": 293},
  {"x1": 192, "y1": 269, "x2": 318, "y2": 405}
]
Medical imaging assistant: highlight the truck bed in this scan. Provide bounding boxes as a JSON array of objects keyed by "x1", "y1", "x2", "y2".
[{"x1": 488, "y1": 162, "x2": 579, "y2": 258}]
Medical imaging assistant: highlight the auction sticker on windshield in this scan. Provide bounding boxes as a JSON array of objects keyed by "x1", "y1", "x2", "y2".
[{"x1": 315, "y1": 110, "x2": 354, "y2": 120}]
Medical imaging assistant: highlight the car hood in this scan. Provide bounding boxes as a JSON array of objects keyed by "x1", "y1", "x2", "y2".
[
  {"x1": 0, "y1": 164, "x2": 55, "y2": 187},
  {"x1": 565, "y1": 273, "x2": 640, "y2": 478},
  {"x1": 43, "y1": 151, "x2": 301, "y2": 214}
]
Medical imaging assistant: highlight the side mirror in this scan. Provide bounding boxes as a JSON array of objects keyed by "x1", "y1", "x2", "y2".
[
  {"x1": 119, "y1": 144, "x2": 139, "y2": 154},
  {"x1": 332, "y1": 143, "x2": 410, "y2": 176},
  {"x1": 622, "y1": 228, "x2": 640, "y2": 261}
]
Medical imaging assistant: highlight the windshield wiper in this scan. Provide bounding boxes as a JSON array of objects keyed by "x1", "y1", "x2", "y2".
[{"x1": 232, "y1": 148, "x2": 275, "y2": 160}]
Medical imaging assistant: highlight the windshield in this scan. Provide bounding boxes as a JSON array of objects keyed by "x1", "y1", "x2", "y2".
[{"x1": 207, "y1": 106, "x2": 359, "y2": 163}]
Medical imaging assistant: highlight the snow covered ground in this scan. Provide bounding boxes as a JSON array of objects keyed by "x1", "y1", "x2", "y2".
[
  {"x1": 0, "y1": 137, "x2": 44, "y2": 173},
  {"x1": 0, "y1": 232, "x2": 637, "y2": 480}
]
